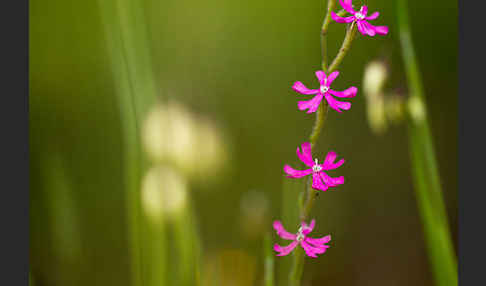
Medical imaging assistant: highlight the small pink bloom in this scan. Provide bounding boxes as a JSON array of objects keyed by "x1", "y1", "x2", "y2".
[
  {"x1": 284, "y1": 142, "x2": 345, "y2": 192},
  {"x1": 273, "y1": 219, "x2": 331, "y2": 258},
  {"x1": 331, "y1": 0, "x2": 388, "y2": 37},
  {"x1": 292, "y1": 70, "x2": 357, "y2": 113}
]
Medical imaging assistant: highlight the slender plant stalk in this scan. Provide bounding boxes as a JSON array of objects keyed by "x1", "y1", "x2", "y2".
[
  {"x1": 308, "y1": 106, "x2": 329, "y2": 148},
  {"x1": 396, "y1": 1, "x2": 457, "y2": 286},
  {"x1": 264, "y1": 233, "x2": 275, "y2": 286},
  {"x1": 320, "y1": 0, "x2": 337, "y2": 71},
  {"x1": 288, "y1": 3, "x2": 358, "y2": 284},
  {"x1": 173, "y1": 201, "x2": 202, "y2": 286},
  {"x1": 328, "y1": 21, "x2": 357, "y2": 73}
]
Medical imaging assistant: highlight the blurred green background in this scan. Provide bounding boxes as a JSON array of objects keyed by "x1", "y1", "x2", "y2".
[{"x1": 29, "y1": 0, "x2": 457, "y2": 285}]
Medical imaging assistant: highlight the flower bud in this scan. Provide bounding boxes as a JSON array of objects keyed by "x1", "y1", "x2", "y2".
[
  {"x1": 366, "y1": 93, "x2": 387, "y2": 134},
  {"x1": 363, "y1": 60, "x2": 388, "y2": 96},
  {"x1": 142, "y1": 101, "x2": 229, "y2": 185},
  {"x1": 141, "y1": 166, "x2": 188, "y2": 222}
]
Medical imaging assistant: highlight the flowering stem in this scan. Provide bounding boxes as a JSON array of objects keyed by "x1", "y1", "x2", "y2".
[
  {"x1": 396, "y1": 1, "x2": 457, "y2": 286},
  {"x1": 289, "y1": 4, "x2": 359, "y2": 286},
  {"x1": 310, "y1": 21, "x2": 357, "y2": 148}
]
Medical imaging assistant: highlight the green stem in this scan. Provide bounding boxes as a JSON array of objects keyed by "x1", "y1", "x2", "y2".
[
  {"x1": 288, "y1": 246, "x2": 305, "y2": 286},
  {"x1": 396, "y1": 1, "x2": 457, "y2": 286},
  {"x1": 320, "y1": 0, "x2": 337, "y2": 71},
  {"x1": 309, "y1": 104, "x2": 329, "y2": 148},
  {"x1": 264, "y1": 233, "x2": 275, "y2": 286},
  {"x1": 328, "y1": 21, "x2": 357, "y2": 73}
]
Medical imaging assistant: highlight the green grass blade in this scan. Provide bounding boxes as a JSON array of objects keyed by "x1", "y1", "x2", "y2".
[
  {"x1": 396, "y1": 1, "x2": 458, "y2": 285},
  {"x1": 97, "y1": 0, "x2": 158, "y2": 285}
]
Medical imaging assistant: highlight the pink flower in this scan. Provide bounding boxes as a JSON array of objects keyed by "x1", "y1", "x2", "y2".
[
  {"x1": 292, "y1": 70, "x2": 357, "y2": 113},
  {"x1": 273, "y1": 219, "x2": 331, "y2": 258},
  {"x1": 284, "y1": 142, "x2": 344, "y2": 192},
  {"x1": 331, "y1": 0, "x2": 388, "y2": 37}
]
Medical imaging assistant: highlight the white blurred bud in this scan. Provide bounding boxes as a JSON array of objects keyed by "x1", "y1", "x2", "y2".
[
  {"x1": 366, "y1": 93, "x2": 387, "y2": 134},
  {"x1": 141, "y1": 166, "x2": 188, "y2": 222},
  {"x1": 363, "y1": 61, "x2": 388, "y2": 96},
  {"x1": 166, "y1": 101, "x2": 198, "y2": 172},
  {"x1": 142, "y1": 100, "x2": 229, "y2": 186},
  {"x1": 363, "y1": 61, "x2": 389, "y2": 134}
]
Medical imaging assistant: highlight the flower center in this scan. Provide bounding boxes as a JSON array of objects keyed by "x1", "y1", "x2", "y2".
[
  {"x1": 320, "y1": 85, "x2": 329, "y2": 94},
  {"x1": 312, "y1": 158, "x2": 322, "y2": 173},
  {"x1": 296, "y1": 227, "x2": 305, "y2": 241},
  {"x1": 355, "y1": 7, "x2": 366, "y2": 20}
]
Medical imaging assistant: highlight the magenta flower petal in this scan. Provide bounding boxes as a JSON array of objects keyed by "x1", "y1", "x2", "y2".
[
  {"x1": 273, "y1": 221, "x2": 297, "y2": 240},
  {"x1": 302, "y1": 219, "x2": 315, "y2": 235},
  {"x1": 329, "y1": 87, "x2": 357, "y2": 98},
  {"x1": 339, "y1": 0, "x2": 356, "y2": 14},
  {"x1": 356, "y1": 20, "x2": 367, "y2": 35},
  {"x1": 320, "y1": 172, "x2": 344, "y2": 187},
  {"x1": 360, "y1": 5, "x2": 368, "y2": 16},
  {"x1": 331, "y1": 11, "x2": 354, "y2": 23},
  {"x1": 364, "y1": 21, "x2": 378, "y2": 36},
  {"x1": 283, "y1": 165, "x2": 312, "y2": 178},
  {"x1": 357, "y1": 21, "x2": 375, "y2": 36},
  {"x1": 315, "y1": 70, "x2": 327, "y2": 85},
  {"x1": 305, "y1": 235, "x2": 331, "y2": 247},
  {"x1": 297, "y1": 142, "x2": 315, "y2": 167},
  {"x1": 366, "y1": 11, "x2": 380, "y2": 20},
  {"x1": 373, "y1": 25, "x2": 389, "y2": 35},
  {"x1": 308, "y1": 219, "x2": 316, "y2": 231},
  {"x1": 312, "y1": 172, "x2": 329, "y2": 192},
  {"x1": 326, "y1": 71, "x2": 340, "y2": 86},
  {"x1": 300, "y1": 241, "x2": 318, "y2": 258},
  {"x1": 298, "y1": 93, "x2": 324, "y2": 114},
  {"x1": 292, "y1": 81, "x2": 319, "y2": 95},
  {"x1": 274, "y1": 240, "x2": 299, "y2": 256},
  {"x1": 324, "y1": 94, "x2": 351, "y2": 112},
  {"x1": 301, "y1": 240, "x2": 327, "y2": 257},
  {"x1": 322, "y1": 151, "x2": 345, "y2": 170}
]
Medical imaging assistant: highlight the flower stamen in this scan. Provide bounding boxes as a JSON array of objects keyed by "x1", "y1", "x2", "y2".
[
  {"x1": 296, "y1": 226, "x2": 305, "y2": 241},
  {"x1": 312, "y1": 158, "x2": 322, "y2": 173},
  {"x1": 320, "y1": 85, "x2": 329, "y2": 94},
  {"x1": 355, "y1": 12, "x2": 365, "y2": 20}
]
